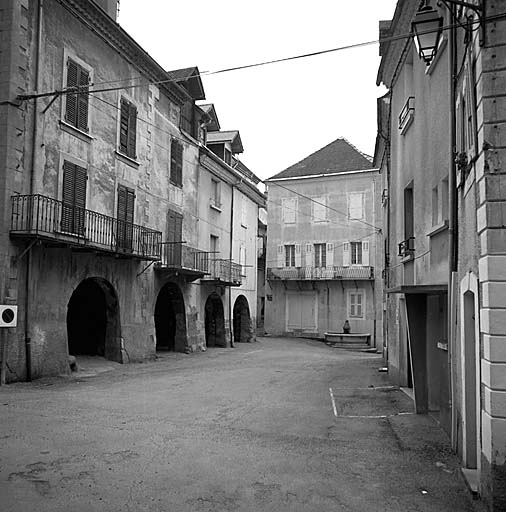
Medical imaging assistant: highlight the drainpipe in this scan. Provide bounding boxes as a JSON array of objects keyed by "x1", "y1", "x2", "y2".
[
  {"x1": 447, "y1": 3, "x2": 458, "y2": 450},
  {"x1": 24, "y1": 0, "x2": 43, "y2": 381},
  {"x1": 229, "y1": 183, "x2": 235, "y2": 347}
]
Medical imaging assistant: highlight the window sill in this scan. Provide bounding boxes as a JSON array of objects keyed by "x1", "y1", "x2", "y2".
[
  {"x1": 427, "y1": 220, "x2": 448, "y2": 237},
  {"x1": 169, "y1": 180, "x2": 183, "y2": 189},
  {"x1": 400, "y1": 253, "x2": 414, "y2": 264},
  {"x1": 59, "y1": 120, "x2": 93, "y2": 143},
  {"x1": 210, "y1": 203, "x2": 222, "y2": 213},
  {"x1": 400, "y1": 113, "x2": 414, "y2": 135},
  {"x1": 115, "y1": 150, "x2": 139, "y2": 169},
  {"x1": 241, "y1": 223, "x2": 247, "y2": 229}
]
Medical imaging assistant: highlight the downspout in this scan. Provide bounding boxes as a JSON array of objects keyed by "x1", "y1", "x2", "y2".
[
  {"x1": 448, "y1": 3, "x2": 458, "y2": 450},
  {"x1": 229, "y1": 183, "x2": 235, "y2": 347},
  {"x1": 24, "y1": 0, "x2": 43, "y2": 381}
]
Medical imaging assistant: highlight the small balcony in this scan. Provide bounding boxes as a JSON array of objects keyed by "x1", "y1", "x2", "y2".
[
  {"x1": 399, "y1": 96, "x2": 415, "y2": 133},
  {"x1": 201, "y1": 259, "x2": 243, "y2": 286},
  {"x1": 267, "y1": 266, "x2": 374, "y2": 281},
  {"x1": 10, "y1": 194, "x2": 162, "y2": 260},
  {"x1": 155, "y1": 242, "x2": 210, "y2": 281},
  {"x1": 398, "y1": 237, "x2": 415, "y2": 258}
]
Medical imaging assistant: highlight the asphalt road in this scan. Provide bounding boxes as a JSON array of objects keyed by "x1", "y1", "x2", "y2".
[{"x1": 0, "y1": 336, "x2": 484, "y2": 511}]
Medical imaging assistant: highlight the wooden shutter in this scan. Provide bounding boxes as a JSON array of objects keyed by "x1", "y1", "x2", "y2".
[
  {"x1": 295, "y1": 244, "x2": 301, "y2": 267},
  {"x1": 65, "y1": 60, "x2": 79, "y2": 127},
  {"x1": 119, "y1": 99, "x2": 129, "y2": 154},
  {"x1": 362, "y1": 241, "x2": 370, "y2": 266},
  {"x1": 343, "y1": 242, "x2": 350, "y2": 267},
  {"x1": 167, "y1": 209, "x2": 182, "y2": 266},
  {"x1": 61, "y1": 161, "x2": 87, "y2": 235},
  {"x1": 305, "y1": 243, "x2": 313, "y2": 267},
  {"x1": 170, "y1": 140, "x2": 183, "y2": 186},
  {"x1": 127, "y1": 103, "x2": 137, "y2": 158},
  {"x1": 326, "y1": 243, "x2": 334, "y2": 268},
  {"x1": 277, "y1": 245, "x2": 284, "y2": 267},
  {"x1": 117, "y1": 185, "x2": 135, "y2": 250},
  {"x1": 77, "y1": 66, "x2": 89, "y2": 132}
]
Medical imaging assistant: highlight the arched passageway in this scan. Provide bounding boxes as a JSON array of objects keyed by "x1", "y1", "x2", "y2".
[
  {"x1": 155, "y1": 282, "x2": 187, "y2": 352},
  {"x1": 233, "y1": 295, "x2": 252, "y2": 343},
  {"x1": 67, "y1": 277, "x2": 121, "y2": 362},
  {"x1": 205, "y1": 292, "x2": 226, "y2": 347}
]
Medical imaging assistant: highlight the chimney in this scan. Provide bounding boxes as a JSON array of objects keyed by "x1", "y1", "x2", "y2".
[{"x1": 94, "y1": 0, "x2": 119, "y2": 21}]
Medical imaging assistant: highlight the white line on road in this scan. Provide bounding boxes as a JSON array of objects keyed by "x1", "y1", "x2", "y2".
[{"x1": 329, "y1": 387, "x2": 338, "y2": 417}]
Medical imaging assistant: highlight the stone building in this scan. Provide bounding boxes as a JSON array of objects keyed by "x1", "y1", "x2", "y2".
[
  {"x1": 376, "y1": 0, "x2": 506, "y2": 508},
  {"x1": 264, "y1": 138, "x2": 383, "y2": 350},
  {"x1": 0, "y1": 0, "x2": 264, "y2": 382}
]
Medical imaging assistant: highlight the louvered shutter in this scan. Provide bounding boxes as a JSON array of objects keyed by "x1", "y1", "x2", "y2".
[
  {"x1": 343, "y1": 242, "x2": 350, "y2": 267},
  {"x1": 119, "y1": 99, "x2": 129, "y2": 154},
  {"x1": 61, "y1": 161, "x2": 87, "y2": 235},
  {"x1": 277, "y1": 245, "x2": 284, "y2": 267},
  {"x1": 65, "y1": 60, "x2": 79, "y2": 127},
  {"x1": 171, "y1": 140, "x2": 183, "y2": 186},
  {"x1": 61, "y1": 161, "x2": 75, "y2": 232},
  {"x1": 295, "y1": 244, "x2": 301, "y2": 267},
  {"x1": 117, "y1": 185, "x2": 135, "y2": 250},
  {"x1": 326, "y1": 243, "x2": 334, "y2": 267},
  {"x1": 127, "y1": 103, "x2": 137, "y2": 158},
  {"x1": 362, "y1": 241, "x2": 370, "y2": 266},
  {"x1": 305, "y1": 243, "x2": 313, "y2": 266},
  {"x1": 74, "y1": 163, "x2": 87, "y2": 235},
  {"x1": 77, "y1": 66, "x2": 89, "y2": 132}
]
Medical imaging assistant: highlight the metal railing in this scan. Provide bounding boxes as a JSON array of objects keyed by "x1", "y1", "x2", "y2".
[
  {"x1": 206, "y1": 259, "x2": 243, "y2": 285},
  {"x1": 399, "y1": 96, "x2": 415, "y2": 130},
  {"x1": 267, "y1": 266, "x2": 374, "y2": 281},
  {"x1": 157, "y1": 242, "x2": 209, "y2": 274},
  {"x1": 398, "y1": 237, "x2": 415, "y2": 257},
  {"x1": 10, "y1": 194, "x2": 162, "y2": 260}
]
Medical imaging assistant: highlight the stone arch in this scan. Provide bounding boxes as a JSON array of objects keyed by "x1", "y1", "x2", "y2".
[
  {"x1": 155, "y1": 282, "x2": 187, "y2": 352},
  {"x1": 204, "y1": 292, "x2": 226, "y2": 347},
  {"x1": 233, "y1": 295, "x2": 253, "y2": 343},
  {"x1": 67, "y1": 277, "x2": 121, "y2": 362}
]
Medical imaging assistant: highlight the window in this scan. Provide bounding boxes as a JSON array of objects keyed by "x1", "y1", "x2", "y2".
[
  {"x1": 65, "y1": 58, "x2": 90, "y2": 132},
  {"x1": 166, "y1": 209, "x2": 183, "y2": 266},
  {"x1": 312, "y1": 197, "x2": 327, "y2": 222},
  {"x1": 61, "y1": 160, "x2": 87, "y2": 235},
  {"x1": 170, "y1": 139, "x2": 183, "y2": 187},
  {"x1": 224, "y1": 148, "x2": 232, "y2": 165},
  {"x1": 351, "y1": 241, "x2": 362, "y2": 265},
  {"x1": 282, "y1": 198, "x2": 296, "y2": 224},
  {"x1": 314, "y1": 243, "x2": 327, "y2": 268},
  {"x1": 239, "y1": 244, "x2": 246, "y2": 276},
  {"x1": 348, "y1": 193, "x2": 364, "y2": 220},
  {"x1": 180, "y1": 101, "x2": 196, "y2": 138},
  {"x1": 432, "y1": 185, "x2": 439, "y2": 226},
  {"x1": 119, "y1": 98, "x2": 137, "y2": 159},
  {"x1": 241, "y1": 196, "x2": 247, "y2": 227},
  {"x1": 285, "y1": 244, "x2": 296, "y2": 267},
  {"x1": 117, "y1": 185, "x2": 135, "y2": 250},
  {"x1": 211, "y1": 178, "x2": 221, "y2": 208},
  {"x1": 210, "y1": 235, "x2": 219, "y2": 257},
  {"x1": 441, "y1": 178, "x2": 449, "y2": 222},
  {"x1": 349, "y1": 291, "x2": 364, "y2": 319},
  {"x1": 404, "y1": 184, "x2": 414, "y2": 242}
]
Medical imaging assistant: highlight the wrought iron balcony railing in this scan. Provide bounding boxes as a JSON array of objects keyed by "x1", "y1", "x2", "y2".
[
  {"x1": 399, "y1": 96, "x2": 415, "y2": 131},
  {"x1": 10, "y1": 194, "x2": 162, "y2": 260},
  {"x1": 398, "y1": 237, "x2": 415, "y2": 258},
  {"x1": 202, "y1": 258, "x2": 242, "y2": 286},
  {"x1": 267, "y1": 266, "x2": 374, "y2": 281},
  {"x1": 155, "y1": 242, "x2": 209, "y2": 277}
]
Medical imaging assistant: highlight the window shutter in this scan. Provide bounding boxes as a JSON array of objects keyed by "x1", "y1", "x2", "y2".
[
  {"x1": 62, "y1": 161, "x2": 87, "y2": 234},
  {"x1": 119, "y1": 99, "x2": 129, "y2": 154},
  {"x1": 295, "y1": 244, "x2": 301, "y2": 267},
  {"x1": 305, "y1": 243, "x2": 313, "y2": 267},
  {"x1": 127, "y1": 103, "x2": 137, "y2": 158},
  {"x1": 277, "y1": 245, "x2": 284, "y2": 267},
  {"x1": 117, "y1": 185, "x2": 135, "y2": 250},
  {"x1": 362, "y1": 241, "x2": 370, "y2": 266},
  {"x1": 77, "y1": 66, "x2": 89, "y2": 132},
  {"x1": 326, "y1": 242, "x2": 334, "y2": 268},
  {"x1": 65, "y1": 60, "x2": 79, "y2": 126},
  {"x1": 171, "y1": 140, "x2": 183, "y2": 186},
  {"x1": 343, "y1": 242, "x2": 350, "y2": 267}
]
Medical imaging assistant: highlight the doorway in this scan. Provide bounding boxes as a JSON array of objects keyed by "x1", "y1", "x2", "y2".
[
  {"x1": 205, "y1": 292, "x2": 226, "y2": 347},
  {"x1": 233, "y1": 295, "x2": 252, "y2": 343},
  {"x1": 154, "y1": 282, "x2": 187, "y2": 352}
]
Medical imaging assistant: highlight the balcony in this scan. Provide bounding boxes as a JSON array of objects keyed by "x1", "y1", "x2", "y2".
[
  {"x1": 267, "y1": 266, "x2": 374, "y2": 281},
  {"x1": 399, "y1": 96, "x2": 415, "y2": 133},
  {"x1": 10, "y1": 194, "x2": 162, "y2": 260},
  {"x1": 398, "y1": 237, "x2": 415, "y2": 258},
  {"x1": 201, "y1": 259, "x2": 243, "y2": 286},
  {"x1": 155, "y1": 242, "x2": 210, "y2": 281}
]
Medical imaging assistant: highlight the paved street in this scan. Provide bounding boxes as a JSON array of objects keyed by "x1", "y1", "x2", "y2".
[{"x1": 0, "y1": 336, "x2": 484, "y2": 512}]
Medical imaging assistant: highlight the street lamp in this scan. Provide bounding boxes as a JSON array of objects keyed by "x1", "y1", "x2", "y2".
[{"x1": 412, "y1": 0, "x2": 484, "y2": 66}]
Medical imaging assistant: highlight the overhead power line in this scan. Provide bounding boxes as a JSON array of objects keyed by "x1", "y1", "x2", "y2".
[{"x1": 14, "y1": 12, "x2": 506, "y2": 102}]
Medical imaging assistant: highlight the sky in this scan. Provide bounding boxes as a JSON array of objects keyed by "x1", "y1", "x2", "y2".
[{"x1": 118, "y1": 0, "x2": 399, "y2": 181}]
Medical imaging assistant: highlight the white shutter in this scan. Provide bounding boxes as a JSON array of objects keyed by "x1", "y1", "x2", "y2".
[
  {"x1": 362, "y1": 241, "x2": 370, "y2": 266},
  {"x1": 277, "y1": 245, "x2": 284, "y2": 267},
  {"x1": 326, "y1": 243, "x2": 334, "y2": 267},
  {"x1": 295, "y1": 244, "x2": 301, "y2": 267},
  {"x1": 305, "y1": 243, "x2": 313, "y2": 266},
  {"x1": 343, "y1": 242, "x2": 350, "y2": 267}
]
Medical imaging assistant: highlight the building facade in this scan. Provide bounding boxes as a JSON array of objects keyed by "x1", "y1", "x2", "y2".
[
  {"x1": 377, "y1": 0, "x2": 506, "y2": 508},
  {"x1": 265, "y1": 138, "x2": 383, "y2": 350},
  {"x1": 0, "y1": 0, "x2": 264, "y2": 382}
]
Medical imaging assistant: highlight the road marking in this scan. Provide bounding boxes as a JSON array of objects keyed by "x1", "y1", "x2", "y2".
[{"x1": 329, "y1": 387, "x2": 338, "y2": 417}]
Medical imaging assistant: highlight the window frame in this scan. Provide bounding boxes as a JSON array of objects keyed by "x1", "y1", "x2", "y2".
[
  {"x1": 314, "y1": 243, "x2": 327, "y2": 268},
  {"x1": 282, "y1": 197, "x2": 297, "y2": 224},
  {"x1": 348, "y1": 192, "x2": 364, "y2": 220},
  {"x1": 170, "y1": 139, "x2": 184, "y2": 188},
  {"x1": 118, "y1": 97, "x2": 137, "y2": 159},
  {"x1": 348, "y1": 289, "x2": 365, "y2": 319},
  {"x1": 285, "y1": 244, "x2": 296, "y2": 267},
  {"x1": 350, "y1": 241, "x2": 363, "y2": 265}
]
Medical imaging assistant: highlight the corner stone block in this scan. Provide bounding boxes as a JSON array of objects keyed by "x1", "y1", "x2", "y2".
[
  {"x1": 484, "y1": 335, "x2": 506, "y2": 363},
  {"x1": 482, "y1": 411, "x2": 506, "y2": 466},
  {"x1": 483, "y1": 282, "x2": 506, "y2": 308},
  {"x1": 482, "y1": 360, "x2": 506, "y2": 391},
  {"x1": 481, "y1": 308, "x2": 506, "y2": 336},
  {"x1": 479, "y1": 255, "x2": 506, "y2": 281},
  {"x1": 480, "y1": 230, "x2": 506, "y2": 256},
  {"x1": 484, "y1": 386, "x2": 506, "y2": 417}
]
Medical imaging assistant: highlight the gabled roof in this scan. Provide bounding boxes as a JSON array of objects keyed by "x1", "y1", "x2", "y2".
[
  {"x1": 206, "y1": 130, "x2": 244, "y2": 154},
  {"x1": 199, "y1": 103, "x2": 221, "y2": 131},
  {"x1": 267, "y1": 137, "x2": 373, "y2": 180},
  {"x1": 167, "y1": 67, "x2": 205, "y2": 101}
]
